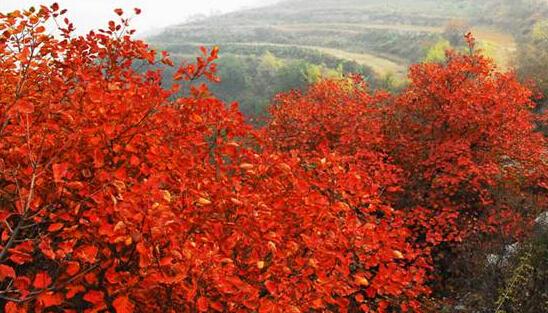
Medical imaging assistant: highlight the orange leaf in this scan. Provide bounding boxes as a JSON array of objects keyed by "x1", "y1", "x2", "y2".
[
  {"x1": 239, "y1": 163, "x2": 254, "y2": 170},
  {"x1": 311, "y1": 298, "x2": 323, "y2": 309},
  {"x1": 76, "y1": 245, "x2": 98, "y2": 263},
  {"x1": 354, "y1": 275, "x2": 369, "y2": 287},
  {"x1": 393, "y1": 250, "x2": 404, "y2": 259},
  {"x1": 4, "y1": 302, "x2": 19, "y2": 313},
  {"x1": 197, "y1": 197, "x2": 212, "y2": 206},
  {"x1": 230, "y1": 198, "x2": 243, "y2": 206},
  {"x1": 190, "y1": 113, "x2": 203, "y2": 123},
  {"x1": 47, "y1": 223, "x2": 64, "y2": 232},
  {"x1": 113, "y1": 295, "x2": 134, "y2": 313}
]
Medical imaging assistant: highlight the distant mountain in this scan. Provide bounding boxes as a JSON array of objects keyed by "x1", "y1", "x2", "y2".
[
  {"x1": 149, "y1": 0, "x2": 544, "y2": 71},
  {"x1": 146, "y1": 0, "x2": 546, "y2": 116}
]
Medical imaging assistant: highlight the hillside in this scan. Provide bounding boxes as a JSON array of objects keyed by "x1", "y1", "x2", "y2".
[
  {"x1": 1, "y1": 3, "x2": 547, "y2": 312},
  {"x1": 148, "y1": 0, "x2": 546, "y2": 116}
]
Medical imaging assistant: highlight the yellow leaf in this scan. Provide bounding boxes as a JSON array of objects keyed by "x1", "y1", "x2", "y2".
[
  {"x1": 197, "y1": 197, "x2": 212, "y2": 205},
  {"x1": 257, "y1": 260, "x2": 265, "y2": 269}
]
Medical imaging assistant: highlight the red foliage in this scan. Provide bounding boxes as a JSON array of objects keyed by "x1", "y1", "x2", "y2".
[
  {"x1": 0, "y1": 4, "x2": 430, "y2": 312},
  {"x1": 0, "y1": 4, "x2": 545, "y2": 313},
  {"x1": 266, "y1": 76, "x2": 401, "y2": 193},
  {"x1": 385, "y1": 44, "x2": 547, "y2": 245},
  {"x1": 264, "y1": 37, "x2": 546, "y2": 310},
  {"x1": 264, "y1": 78, "x2": 432, "y2": 311}
]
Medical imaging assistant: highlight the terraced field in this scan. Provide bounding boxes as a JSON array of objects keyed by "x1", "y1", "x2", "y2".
[
  {"x1": 147, "y1": 0, "x2": 534, "y2": 116},
  {"x1": 267, "y1": 23, "x2": 516, "y2": 72},
  {"x1": 158, "y1": 41, "x2": 407, "y2": 78},
  {"x1": 150, "y1": 0, "x2": 519, "y2": 80}
]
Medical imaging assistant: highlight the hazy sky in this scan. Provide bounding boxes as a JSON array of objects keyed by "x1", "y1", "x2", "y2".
[{"x1": 0, "y1": 0, "x2": 278, "y2": 35}]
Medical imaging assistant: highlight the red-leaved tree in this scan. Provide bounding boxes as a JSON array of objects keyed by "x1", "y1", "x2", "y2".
[
  {"x1": 1, "y1": 4, "x2": 545, "y2": 313},
  {"x1": 384, "y1": 35, "x2": 546, "y2": 247},
  {"x1": 264, "y1": 35, "x2": 546, "y2": 311},
  {"x1": 264, "y1": 78, "x2": 433, "y2": 312},
  {"x1": 0, "y1": 5, "x2": 432, "y2": 313}
]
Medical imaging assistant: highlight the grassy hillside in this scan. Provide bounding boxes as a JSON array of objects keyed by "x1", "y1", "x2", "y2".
[{"x1": 148, "y1": 0, "x2": 546, "y2": 116}]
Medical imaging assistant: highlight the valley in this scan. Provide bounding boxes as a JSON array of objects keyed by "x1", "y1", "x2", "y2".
[{"x1": 148, "y1": 0, "x2": 540, "y2": 116}]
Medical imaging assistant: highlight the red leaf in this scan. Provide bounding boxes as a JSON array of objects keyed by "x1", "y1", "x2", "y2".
[
  {"x1": 39, "y1": 239, "x2": 55, "y2": 259},
  {"x1": 37, "y1": 291, "x2": 64, "y2": 308},
  {"x1": 13, "y1": 276, "x2": 30, "y2": 290},
  {"x1": 52, "y1": 163, "x2": 68, "y2": 183},
  {"x1": 83, "y1": 290, "x2": 104, "y2": 305},
  {"x1": 113, "y1": 295, "x2": 135, "y2": 313},
  {"x1": 197, "y1": 296, "x2": 208, "y2": 312},
  {"x1": 134, "y1": 8, "x2": 142, "y2": 15},
  {"x1": 4, "y1": 302, "x2": 19, "y2": 313},
  {"x1": 264, "y1": 280, "x2": 277, "y2": 295},
  {"x1": 66, "y1": 285, "x2": 85, "y2": 299},
  {"x1": 66, "y1": 261, "x2": 80, "y2": 276},
  {"x1": 76, "y1": 245, "x2": 98, "y2": 263},
  {"x1": 33, "y1": 271, "x2": 52, "y2": 289},
  {"x1": 259, "y1": 299, "x2": 275, "y2": 313},
  {"x1": 0, "y1": 265, "x2": 15, "y2": 281},
  {"x1": 129, "y1": 155, "x2": 140, "y2": 166},
  {"x1": 105, "y1": 267, "x2": 121, "y2": 284},
  {"x1": 14, "y1": 100, "x2": 34, "y2": 114},
  {"x1": 114, "y1": 8, "x2": 124, "y2": 16}
]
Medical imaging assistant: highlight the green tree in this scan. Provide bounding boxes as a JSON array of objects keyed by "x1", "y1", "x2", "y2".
[{"x1": 424, "y1": 39, "x2": 452, "y2": 62}]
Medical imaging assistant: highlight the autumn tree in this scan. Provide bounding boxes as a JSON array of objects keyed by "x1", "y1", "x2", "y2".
[
  {"x1": 0, "y1": 4, "x2": 243, "y2": 312},
  {"x1": 265, "y1": 35, "x2": 546, "y2": 311},
  {"x1": 265, "y1": 78, "x2": 432, "y2": 312},
  {"x1": 384, "y1": 35, "x2": 546, "y2": 247},
  {"x1": 1, "y1": 3, "x2": 545, "y2": 313},
  {"x1": 0, "y1": 4, "x2": 432, "y2": 313}
]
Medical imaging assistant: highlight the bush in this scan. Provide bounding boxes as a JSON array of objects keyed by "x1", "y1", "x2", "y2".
[{"x1": 0, "y1": 5, "x2": 545, "y2": 313}]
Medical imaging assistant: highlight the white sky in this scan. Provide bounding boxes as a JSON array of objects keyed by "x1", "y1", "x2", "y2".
[{"x1": 0, "y1": 0, "x2": 279, "y2": 36}]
